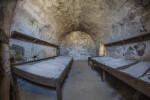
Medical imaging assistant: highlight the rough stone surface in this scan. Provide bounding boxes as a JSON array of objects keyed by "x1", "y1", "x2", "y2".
[
  {"x1": 10, "y1": 0, "x2": 80, "y2": 62},
  {"x1": 60, "y1": 31, "x2": 96, "y2": 59},
  {"x1": 10, "y1": 39, "x2": 56, "y2": 63},
  {"x1": 10, "y1": 0, "x2": 150, "y2": 61},
  {"x1": 77, "y1": 0, "x2": 150, "y2": 60},
  {"x1": 1, "y1": 0, "x2": 150, "y2": 98},
  {"x1": 11, "y1": 0, "x2": 79, "y2": 45},
  {"x1": 106, "y1": 41, "x2": 150, "y2": 61},
  {"x1": 15, "y1": 56, "x2": 72, "y2": 79},
  {"x1": 79, "y1": 0, "x2": 150, "y2": 44},
  {"x1": 0, "y1": 1, "x2": 18, "y2": 99},
  {"x1": 11, "y1": 44, "x2": 25, "y2": 62}
]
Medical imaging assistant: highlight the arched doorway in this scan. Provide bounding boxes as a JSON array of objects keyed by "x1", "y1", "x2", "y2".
[
  {"x1": 98, "y1": 42, "x2": 106, "y2": 56},
  {"x1": 60, "y1": 31, "x2": 96, "y2": 60}
]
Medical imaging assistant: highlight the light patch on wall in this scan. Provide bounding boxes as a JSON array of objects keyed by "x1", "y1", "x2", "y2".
[{"x1": 60, "y1": 31, "x2": 96, "y2": 60}]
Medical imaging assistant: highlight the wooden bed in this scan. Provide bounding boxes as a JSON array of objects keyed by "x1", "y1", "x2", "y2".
[
  {"x1": 88, "y1": 56, "x2": 150, "y2": 99},
  {"x1": 12, "y1": 56, "x2": 73, "y2": 100},
  {"x1": 10, "y1": 31, "x2": 73, "y2": 100}
]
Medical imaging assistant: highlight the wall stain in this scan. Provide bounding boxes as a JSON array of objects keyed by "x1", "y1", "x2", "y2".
[
  {"x1": 136, "y1": 43, "x2": 146, "y2": 56},
  {"x1": 10, "y1": 44, "x2": 25, "y2": 62}
]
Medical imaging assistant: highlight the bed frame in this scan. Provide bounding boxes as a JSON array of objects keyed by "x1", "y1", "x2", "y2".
[
  {"x1": 10, "y1": 31, "x2": 73, "y2": 100},
  {"x1": 88, "y1": 57, "x2": 150, "y2": 100},
  {"x1": 12, "y1": 57, "x2": 73, "y2": 100}
]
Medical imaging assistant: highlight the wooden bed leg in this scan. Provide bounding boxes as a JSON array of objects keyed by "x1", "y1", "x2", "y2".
[
  {"x1": 102, "y1": 70, "x2": 106, "y2": 82},
  {"x1": 91, "y1": 62, "x2": 94, "y2": 70},
  {"x1": 133, "y1": 91, "x2": 141, "y2": 100},
  {"x1": 88, "y1": 59, "x2": 89, "y2": 65},
  {"x1": 56, "y1": 81, "x2": 62, "y2": 100},
  {"x1": 12, "y1": 73, "x2": 17, "y2": 83},
  {"x1": 69, "y1": 66, "x2": 71, "y2": 70}
]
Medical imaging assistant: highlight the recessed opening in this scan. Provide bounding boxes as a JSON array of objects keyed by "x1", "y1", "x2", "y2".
[
  {"x1": 99, "y1": 42, "x2": 106, "y2": 56},
  {"x1": 60, "y1": 31, "x2": 96, "y2": 60}
]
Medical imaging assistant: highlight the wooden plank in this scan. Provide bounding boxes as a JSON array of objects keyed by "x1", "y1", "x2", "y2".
[
  {"x1": 58, "y1": 58, "x2": 73, "y2": 85},
  {"x1": 92, "y1": 56, "x2": 113, "y2": 61},
  {"x1": 102, "y1": 70, "x2": 106, "y2": 82},
  {"x1": 105, "y1": 32, "x2": 150, "y2": 47},
  {"x1": 91, "y1": 57, "x2": 136, "y2": 69},
  {"x1": 12, "y1": 66, "x2": 57, "y2": 87},
  {"x1": 105, "y1": 60, "x2": 137, "y2": 69},
  {"x1": 11, "y1": 31, "x2": 59, "y2": 48},
  {"x1": 56, "y1": 80, "x2": 62, "y2": 100},
  {"x1": 121, "y1": 62, "x2": 150, "y2": 78},
  {"x1": 89, "y1": 58, "x2": 150, "y2": 98},
  {"x1": 140, "y1": 71, "x2": 150, "y2": 83},
  {"x1": 133, "y1": 91, "x2": 141, "y2": 100},
  {"x1": 12, "y1": 56, "x2": 57, "y2": 66},
  {"x1": 12, "y1": 56, "x2": 73, "y2": 100},
  {"x1": 14, "y1": 57, "x2": 72, "y2": 80},
  {"x1": 56, "y1": 58, "x2": 73, "y2": 100}
]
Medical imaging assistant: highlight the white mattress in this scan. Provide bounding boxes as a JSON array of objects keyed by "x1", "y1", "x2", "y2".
[
  {"x1": 15, "y1": 56, "x2": 72, "y2": 79},
  {"x1": 140, "y1": 71, "x2": 150, "y2": 82},
  {"x1": 122, "y1": 62, "x2": 150, "y2": 78},
  {"x1": 92, "y1": 56, "x2": 136, "y2": 68}
]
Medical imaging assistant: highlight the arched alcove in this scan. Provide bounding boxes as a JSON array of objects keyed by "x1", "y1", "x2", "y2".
[
  {"x1": 60, "y1": 31, "x2": 96, "y2": 60},
  {"x1": 98, "y1": 42, "x2": 106, "y2": 56}
]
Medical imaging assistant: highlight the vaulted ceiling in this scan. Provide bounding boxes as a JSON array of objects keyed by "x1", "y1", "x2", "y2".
[{"x1": 1, "y1": 0, "x2": 150, "y2": 46}]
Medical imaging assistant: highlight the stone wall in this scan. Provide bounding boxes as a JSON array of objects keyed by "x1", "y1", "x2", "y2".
[
  {"x1": 60, "y1": 31, "x2": 96, "y2": 60},
  {"x1": 10, "y1": 40, "x2": 56, "y2": 63},
  {"x1": 10, "y1": 0, "x2": 92, "y2": 63},
  {"x1": 106, "y1": 41, "x2": 150, "y2": 61},
  {"x1": 10, "y1": 0, "x2": 150, "y2": 61},
  {"x1": 79, "y1": 0, "x2": 150, "y2": 44},
  {"x1": 10, "y1": 0, "x2": 77, "y2": 63},
  {"x1": 103, "y1": 0, "x2": 150, "y2": 61},
  {"x1": 0, "y1": 0, "x2": 17, "y2": 80},
  {"x1": 3, "y1": 0, "x2": 150, "y2": 62},
  {"x1": 11, "y1": 0, "x2": 79, "y2": 44},
  {"x1": 0, "y1": 1, "x2": 18, "y2": 100},
  {"x1": 77, "y1": 0, "x2": 150, "y2": 61},
  {"x1": 1, "y1": 1, "x2": 150, "y2": 99}
]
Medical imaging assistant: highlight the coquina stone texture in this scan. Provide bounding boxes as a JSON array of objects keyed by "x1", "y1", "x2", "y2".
[
  {"x1": 11, "y1": 0, "x2": 80, "y2": 45},
  {"x1": 10, "y1": 0, "x2": 150, "y2": 61},
  {"x1": 106, "y1": 41, "x2": 150, "y2": 61},
  {"x1": 0, "y1": 0, "x2": 149, "y2": 63},
  {"x1": 10, "y1": 0, "x2": 85, "y2": 63},
  {"x1": 60, "y1": 31, "x2": 96, "y2": 59}
]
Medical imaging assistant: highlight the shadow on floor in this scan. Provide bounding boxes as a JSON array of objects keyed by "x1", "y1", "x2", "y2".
[
  {"x1": 16, "y1": 60, "x2": 150, "y2": 100},
  {"x1": 93, "y1": 64, "x2": 150, "y2": 100}
]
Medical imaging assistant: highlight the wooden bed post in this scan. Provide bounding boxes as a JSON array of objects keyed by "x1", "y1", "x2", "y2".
[
  {"x1": 91, "y1": 62, "x2": 94, "y2": 70},
  {"x1": 10, "y1": 50, "x2": 18, "y2": 84},
  {"x1": 102, "y1": 70, "x2": 106, "y2": 82},
  {"x1": 88, "y1": 57, "x2": 89, "y2": 65},
  {"x1": 133, "y1": 91, "x2": 141, "y2": 100},
  {"x1": 56, "y1": 79, "x2": 62, "y2": 100}
]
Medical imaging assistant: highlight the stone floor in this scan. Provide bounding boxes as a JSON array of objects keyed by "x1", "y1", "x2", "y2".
[{"x1": 17, "y1": 60, "x2": 149, "y2": 100}]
